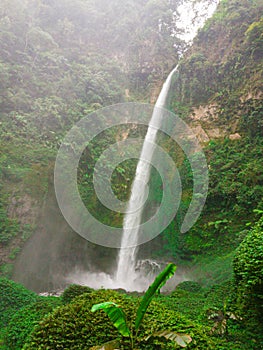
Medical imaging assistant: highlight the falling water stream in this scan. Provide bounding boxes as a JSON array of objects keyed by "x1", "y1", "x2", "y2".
[
  {"x1": 115, "y1": 66, "x2": 178, "y2": 290},
  {"x1": 13, "y1": 2, "x2": 218, "y2": 294},
  {"x1": 66, "y1": 66, "x2": 182, "y2": 292}
]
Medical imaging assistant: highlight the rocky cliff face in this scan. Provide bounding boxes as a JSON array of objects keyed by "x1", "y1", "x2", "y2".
[
  {"x1": 170, "y1": 0, "x2": 263, "y2": 141},
  {"x1": 0, "y1": 0, "x2": 262, "y2": 286}
]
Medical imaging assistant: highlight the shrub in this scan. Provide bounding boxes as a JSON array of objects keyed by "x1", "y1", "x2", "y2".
[
  {"x1": 24, "y1": 289, "x2": 215, "y2": 349},
  {"x1": 61, "y1": 284, "x2": 93, "y2": 304},
  {"x1": 176, "y1": 281, "x2": 202, "y2": 293},
  {"x1": 140, "y1": 300, "x2": 215, "y2": 349},
  {"x1": 23, "y1": 290, "x2": 131, "y2": 350},
  {"x1": 0, "y1": 263, "x2": 14, "y2": 278},
  {"x1": 203, "y1": 280, "x2": 235, "y2": 311},
  {"x1": 5, "y1": 297, "x2": 61, "y2": 349},
  {"x1": 0, "y1": 206, "x2": 19, "y2": 245},
  {"x1": 0, "y1": 278, "x2": 38, "y2": 329},
  {"x1": 233, "y1": 216, "x2": 263, "y2": 328}
]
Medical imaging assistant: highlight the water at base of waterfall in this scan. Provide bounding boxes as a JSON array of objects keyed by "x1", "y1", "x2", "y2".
[
  {"x1": 65, "y1": 258, "x2": 188, "y2": 292},
  {"x1": 66, "y1": 259, "x2": 161, "y2": 292}
]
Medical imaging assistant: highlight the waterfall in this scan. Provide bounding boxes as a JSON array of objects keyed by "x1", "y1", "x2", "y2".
[{"x1": 115, "y1": 66, "x2": 178, "y2": 289}]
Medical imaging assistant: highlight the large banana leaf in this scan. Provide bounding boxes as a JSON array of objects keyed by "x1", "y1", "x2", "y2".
[
  {"x1": 135, "y1": 263, "x2": 177, "y2": 331},
  {"x1": 91, "y1": 302, "x2": 131, "y2": 337}
]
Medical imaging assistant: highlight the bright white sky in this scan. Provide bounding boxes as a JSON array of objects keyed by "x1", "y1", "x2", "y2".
[{"x1": 176, "y1": 0, "x2": 220, "y2": 42}]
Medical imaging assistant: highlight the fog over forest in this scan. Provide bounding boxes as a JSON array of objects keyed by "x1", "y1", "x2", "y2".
[{"x1": 0, "y1": 0, "x2": 263, "y2": 348}]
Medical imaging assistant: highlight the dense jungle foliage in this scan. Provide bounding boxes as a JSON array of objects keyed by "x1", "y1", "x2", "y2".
[
  {"x1": 0, "y1": 0, "x2": 262, "y2": 348},
  {"x1": 159, "y1": 0, "x2": 263, "y2": 262},
  {"x1": 0, "y1": 0, "x2": 185, "y2": 277}
]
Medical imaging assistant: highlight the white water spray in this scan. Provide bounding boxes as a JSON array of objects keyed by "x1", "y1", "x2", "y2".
[
  {"x1": 65, "y1": 67, "x2": 180, "y2": 292},
  {"x1": 115, "y1": 66, "x2": 178, "y2": 290},
  {"x1": 56, "y1": 2, "x2": 218, "y2": 294}
]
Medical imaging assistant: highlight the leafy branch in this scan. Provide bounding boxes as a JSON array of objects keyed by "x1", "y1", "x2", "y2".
[{"x1": 91, "y1": 263, "x2": 192, "y2": 349}]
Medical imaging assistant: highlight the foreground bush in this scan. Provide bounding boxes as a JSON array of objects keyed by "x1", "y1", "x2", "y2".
[
  {"x1": 0, "y1": 278, "x2": 38, "y2": 329},
  {"x1": 23, "y1": 290, "x2": 130, "y2": 350},
  {"x1": 233, "y1": 216, "x2": 263, "y2": 328},
  {"x1": 5, "y1": 297, "x2": 61, "y2": 349},
  {"x1": 61, "y1": 283, "x2": 93, "y2": 304},
  {"x1": 23, "y1": 289, "x2": 214, "y2": 349}
]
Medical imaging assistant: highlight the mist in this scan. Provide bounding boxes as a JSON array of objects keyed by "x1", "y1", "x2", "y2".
[{"x1": 1, "y1": 0, "x2": 219, "y2": 292}]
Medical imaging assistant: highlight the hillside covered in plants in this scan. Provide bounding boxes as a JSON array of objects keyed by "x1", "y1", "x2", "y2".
[
  {"x1": 0, "y1": 0, "x2": 263, "y2": 348},
  {"x1": 0, "y1": 0, "x2": 185, "y2": 282}
]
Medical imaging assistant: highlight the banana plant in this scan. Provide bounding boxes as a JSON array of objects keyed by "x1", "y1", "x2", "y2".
[{"x1": 91, "y1": 263, "x2": 192, "y2": 349}]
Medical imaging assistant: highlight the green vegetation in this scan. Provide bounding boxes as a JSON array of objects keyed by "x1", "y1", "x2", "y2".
[
  {"x1": 0, "y1": 0, "x2": 262, "y2": 348},
  {"x1": 1, "y1": 274, "x2": 262, "y2": 349},
  {"x1": 0, "y1": 0, "x2": 261, "y2": 273},
  {"x1": 170, "y1": 136, "x2": 263, "y2": 260},
  {"x1": 0, "y1": 278, "x2": 38, "y2": 347},
  {"x1": 0, "y1": 0, "x2": 182, "y2": 272},
  {"x1": 91, "y1": 264, "x2": 192, "y2": 349},
  {"x1": 4, "y1": 297, "x2": 61, "y2": 350},
  {"x1": 0, "y1": 263, "x2": 14, "y2": 279},
  {"x1": 23, "y1": 290, "x2": 131, "y2": 349},
  {"x1": 0, "y1": 278, "x2": 37, "y2": 329},
  {"x1": 162, "y1": 0, "x2": 263, "y2": 263},
  {"x1": 61, "y1": 283, "x2": 94, "y2": 304},
  {"x1": 0, "y1": 197, "x2": 19, "y2": 245},
  {"x1": 233, "y1": 215, "x2": 263, "y2": 330},
  {"x1": 16, "y1": 285, "x2": 215, "y2": 349},
  {"x1": 173, "y1": 0, "x2": 263, "y2": 107}
]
